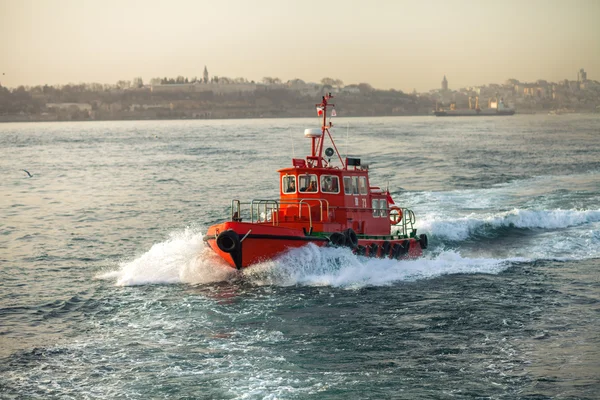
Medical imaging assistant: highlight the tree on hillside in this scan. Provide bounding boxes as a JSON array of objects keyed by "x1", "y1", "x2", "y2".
[
  {"x1": 132, "y1": 77, "x2": 144, "y2": 88},
  {"x1": 358, "y1": 83, "x2": 373, "y2": 93}
]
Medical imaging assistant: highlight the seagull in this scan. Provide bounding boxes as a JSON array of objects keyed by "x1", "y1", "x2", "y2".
[{"x1": 22, "y1": 169, "x2": 32, "y2": 177}]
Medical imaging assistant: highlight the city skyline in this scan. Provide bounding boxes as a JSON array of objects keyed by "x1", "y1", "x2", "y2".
[{"x1": 1, "y1": 0, "x2": 599, "y2": 92}]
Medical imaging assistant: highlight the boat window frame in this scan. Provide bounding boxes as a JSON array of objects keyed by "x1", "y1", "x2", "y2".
[
  {"x1": 299, "y1": 174, "x2": 319, "y2": 193},
  {"x1": 343, "y1": 176, "x2": 352, "y2": 195},
  {"x1": 359, "y1": 176, "x2": 368, "y2": 195},
  {"x1": 282, "y1": 174, "x2": 297, "y2": 194},
  {"x1": 372, "y1": 199, "x2": 379, "y2": 217},
  {"x1": 379, "y1": 199, "x2": 388, "y2": 217},
  {"x1": 320, "y1": 175, "x2": 340, "y2": 194},
  {"x1": 352, "y1": 176, "x2": 359, "y2": 195}
]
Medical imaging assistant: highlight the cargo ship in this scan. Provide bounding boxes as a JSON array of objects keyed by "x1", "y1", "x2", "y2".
[{"x1": 434, "y1": 96, "x2": 515, "y2": 116}]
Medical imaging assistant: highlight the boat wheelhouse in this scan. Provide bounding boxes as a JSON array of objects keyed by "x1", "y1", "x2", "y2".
[{"x1": 204, "y1": 94, "x2": 427, "y2": 269}]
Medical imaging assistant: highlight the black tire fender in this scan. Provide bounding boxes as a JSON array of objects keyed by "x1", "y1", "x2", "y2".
[
  {"x1": 344, "y1": 229, "x2": 358, "y2": 249},
  {"x1": 369, "y1": 243, "x2": 379, "y2": 257},
  {"x1": 356, "y1": 245, "x2": 366, "y2": 256},
  {"x1": 329, "y1": 232, "x2": 346, "y2": 247},
  {"x1": 216, "y1": 230, "x2": 240, "y2": 253},
  {"x1": 380, "y1": 241, "x2": 391, "y2": 258},
  {"x1": 419, "y1": 234, "x2": 428, "y2": 249}
]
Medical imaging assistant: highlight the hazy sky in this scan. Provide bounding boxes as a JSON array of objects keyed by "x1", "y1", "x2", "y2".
[{"x1": 1, "y1": 0, "x2": 599, "y2": 91}]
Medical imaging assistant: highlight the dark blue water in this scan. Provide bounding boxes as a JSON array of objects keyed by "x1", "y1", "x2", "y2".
[{"x1": 1, "y1": 115, "x2": 599, "y2": 399}]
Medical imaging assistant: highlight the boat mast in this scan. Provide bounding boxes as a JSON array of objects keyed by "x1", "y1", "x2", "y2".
[{"x1": 315, "y1": 93, "x2": 345, "y2": 168}]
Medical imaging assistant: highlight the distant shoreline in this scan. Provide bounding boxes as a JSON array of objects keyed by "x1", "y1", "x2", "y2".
[
  {"x1": 0, "y1": 113, "x2": 432, "y2": 124},
  {"x1": 3, "y1": 111, "x2": 599, "y2": 124}
]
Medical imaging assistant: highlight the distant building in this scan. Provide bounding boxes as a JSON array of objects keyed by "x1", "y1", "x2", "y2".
[
  {"x1": 46, "y1": 102, "x2": 92, "y2": 111},
  {"x1": 441, "y1": 75, "x2": 448, "y2": 91},
  {"x1": 341, "y1": 85, "x2": 360, "y2": 94},
  {"x1": 577, "y1": 68, "x2": 587, "y2": 82},
  {"x1": 203, "y1": 66, "x2": 209, "y2": 84},
  {"x1": 150, "y1": 82, "x2": 257, "y2": 94}
]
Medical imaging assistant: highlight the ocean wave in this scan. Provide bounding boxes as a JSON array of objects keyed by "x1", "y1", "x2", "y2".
[{"x1": 419, "y1": 209, "x2": 600, "y2": 241}]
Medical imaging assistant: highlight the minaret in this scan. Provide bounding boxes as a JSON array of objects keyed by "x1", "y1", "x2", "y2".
[
  {"x1": 442, "y1": 75, "x2": 448, "y2": 91},
  {"x1": 203, "y1": 66, "x2": 209, "y2": 84}
]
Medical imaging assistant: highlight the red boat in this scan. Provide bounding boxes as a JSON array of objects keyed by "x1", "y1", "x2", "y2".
[{"x1": 204, "y1": 94, "x2": 428, "y2": 269}]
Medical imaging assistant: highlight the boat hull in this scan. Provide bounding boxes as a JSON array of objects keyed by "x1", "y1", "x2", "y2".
[
  {"x1": 205, "y1": 222, "x2": 424, "y2": 269},
  {"x1": 204, "y1": 222, "x2": 329, "y2": 269}
]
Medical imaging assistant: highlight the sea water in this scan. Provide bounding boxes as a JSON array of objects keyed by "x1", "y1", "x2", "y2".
[{"x1": 1, "y1": 115, "x2": 599, "y2": 399}]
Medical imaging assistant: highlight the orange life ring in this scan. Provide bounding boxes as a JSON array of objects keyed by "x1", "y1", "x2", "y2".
[{"x1": 389, "y1": 206, "x2": 403, "y2": 225}]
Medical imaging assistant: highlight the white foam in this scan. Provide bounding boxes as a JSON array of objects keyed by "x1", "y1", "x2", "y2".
[
  {"x1": 96, "y1": 227, "x2": 235, "y2": 286},
  {"x1": 419, "y1": 209, "x2": 600, "y2": 241},
  {"x1": 97, "y1": 227, "x2": 525, "y2": 288},
  {"x1": 242, "y1": 244, "x2": 521, "y2": 288}
]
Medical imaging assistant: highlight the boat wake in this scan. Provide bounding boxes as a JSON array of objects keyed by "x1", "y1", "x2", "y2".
[
  {"x1": 418, "y1": 208, "x2": 600, "y2": 241},
  {"x1": 98, "y1": 206, "x2": 600, "y2": 288},
  {"x1": 242, "y1": 244, "x2": 522, "y2": 288},
  {"x1": 98, "y1": 207, "x2": 600, "y2": 288},
  {"x1": 97, "y1": 228, "x2": 522, "y2": 288}
]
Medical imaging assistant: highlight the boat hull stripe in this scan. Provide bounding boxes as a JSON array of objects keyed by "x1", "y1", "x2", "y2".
[{"x1": 204, "y1": 234, "x2": 329, "y2": 242}]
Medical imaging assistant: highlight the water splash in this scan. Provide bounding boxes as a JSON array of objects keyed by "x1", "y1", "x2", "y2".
[
  {"x1": 97, "y1": 227, "x2": 523, "y2": 288},
  {"x1": 96, "y1": 227, "x2": 235, "y2": 286},
  {"x1": 242, "y1": 244, "x2": 521, "y2": 288}
]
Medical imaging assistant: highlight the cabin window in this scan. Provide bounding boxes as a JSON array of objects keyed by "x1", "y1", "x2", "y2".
[
  {"x1": 379, "y1": 199, "x2": 388, "y2": 217},
  {"x1": 299, "y1": 174, "x2": 318, "y2": 193},
  {"x1": 282, "y1": 175, "x2": 296, "y2": 194},
  {"x1": 359, "y1": 177, "x2": 368, "y2": 195},
  {"x1": 344, "y1": 177, "x2": 352, "y2": 195},
  {"x1": 352, "y1": 176, "x2": 359, "y2": 195},
  {"x1": 372, "y1": 199, "x2": 379, "y2": 217},
  {"x1": 320, "y1": 175, "x2": 340, "y2": 193}
]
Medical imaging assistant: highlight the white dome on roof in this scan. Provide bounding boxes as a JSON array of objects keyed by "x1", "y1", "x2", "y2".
[{"x1": 304, "y1": 128, "x2": 323, "y2": 138}]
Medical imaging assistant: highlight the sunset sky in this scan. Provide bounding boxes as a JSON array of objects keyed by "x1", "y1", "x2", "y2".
[{"x1": 1, "y1": 0, "x2": 599, "y2": 91}]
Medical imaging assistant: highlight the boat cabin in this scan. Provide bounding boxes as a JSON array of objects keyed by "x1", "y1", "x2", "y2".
[{"x1": 275, "y1": 125, "x2": 394, "y2": 236}]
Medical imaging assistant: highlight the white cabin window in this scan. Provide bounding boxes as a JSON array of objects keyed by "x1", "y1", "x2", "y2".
[
  {"x1": 344, "y1": 177, "x2": 352, "y2": 195},
  {"x1": 320, "y1": 175, "x2": 340, "y2": 193},
  {"x1": 372, "y1": 199, "x2": 379, "y2": 217},
  {"x1": 299, "y1": 174, "x2": 318, "y2": 193},
  {"x1": 379, "y1": 199, "x2": 388, "y2": 217},
  {"x1": 359, "y1": 176, "x2": 368, "y2": 195},
  {"x1": 352, "y1": 176, "x2": 359, "y2": 195},
  {"x1": 282, "y1": 175, "x2": 296, "y2": 194}
]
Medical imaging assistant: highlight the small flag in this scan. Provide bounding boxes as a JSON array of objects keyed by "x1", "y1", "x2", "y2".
[
  {"x1": 331, "y1": 108, "x2": 337, "y2": 117},
  {"x1": 316, "y1": 106, "x2": 324, "y2": 116},
  {"x1": 386, "y1": 192, "x2": 395, "y2": 205}
]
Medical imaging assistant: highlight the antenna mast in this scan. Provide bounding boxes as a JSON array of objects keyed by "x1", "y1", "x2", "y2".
[{"x1": 315, "y1": 93, "x2": 344, "y2": 168}]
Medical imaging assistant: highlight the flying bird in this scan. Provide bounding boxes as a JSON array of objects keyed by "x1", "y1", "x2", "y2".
[{"x1": 22, "y1": 169, "x2": 33, "y2": 177}]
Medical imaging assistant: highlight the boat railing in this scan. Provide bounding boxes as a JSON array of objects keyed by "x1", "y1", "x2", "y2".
[
  {"x1": 395, "y1": 208, "x2": 417, "y2": 237},
  {"x1": 230, "y1": 198, "x2": 330, "y2": 229}
]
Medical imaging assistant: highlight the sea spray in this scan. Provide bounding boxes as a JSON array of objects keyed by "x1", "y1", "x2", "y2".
[
  {"x1": 242, "y1": 244, "x2": 520, "y2": 288},
  {"x1": 97, "y1": 227, "x2": 234, "y2": 286}
]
